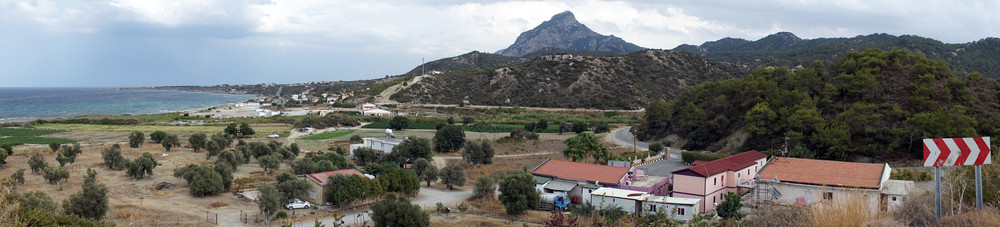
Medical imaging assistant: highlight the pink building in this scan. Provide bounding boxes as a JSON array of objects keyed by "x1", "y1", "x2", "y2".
[{"x1": 670, "y1": 150, "x2": 768, "y2": 213}]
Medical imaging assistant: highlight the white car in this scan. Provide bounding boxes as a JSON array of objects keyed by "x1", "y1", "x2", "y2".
[
  {"x1": 285, "y1": 199, "x2": 311, "y2": 209},
  {"x1": 267, "y1": 134, "x2": 280, "y2": 138}
]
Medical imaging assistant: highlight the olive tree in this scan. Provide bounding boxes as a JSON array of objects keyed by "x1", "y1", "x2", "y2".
[
  {"x1": 440, "y1": 164, "x2": 465, "y2": 190},
  {"x1": 161, "y1": 134, "x2": 180, "y2": 151},
  {"x1": 258, "y1": 154, "x2": 281, "y2": 177},
  {"x1": 63, "y1": 171, "x2": 109, "y2": 220},
  {"x1": 128, "y1": 131, "x2": 145, "y2": 148},
  {"x1": 188, "y1": 132, "x2": 207, "y2": 152},
  {"x1": 433, "y1": 125, "x2": 465, "y2": 153},
  {"x1": 499, "y1": 172, "x2": 540, "y2": 215},
  {"x1": 150, "y1": 131, "x2": 167, "y2": 143},
  {"x1": 42, "y1": 167, "x2": 70, "y2": 190},
  {"x1": 101, "y1": 144, "x2": 127, "y2": 170},
  {"x1": 370, "y1": 193, "x2": 430, "y2": 227},
  {"x1": 126, "y1": 153, "x2": 158, "y2": 180},
  {"x1": 257, "y1": 184, "x2": 281, "y2": 220},
  {"x1": 28, "y1": 154, "x2": 48, "y2": 174}
]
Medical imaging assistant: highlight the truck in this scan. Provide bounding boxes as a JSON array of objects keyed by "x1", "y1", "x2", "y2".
[{"x1": 538, "y1": 193, "x2": 569, "y2": 211}]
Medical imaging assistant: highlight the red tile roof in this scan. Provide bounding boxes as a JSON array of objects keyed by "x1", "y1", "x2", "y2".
[
  {"x1": 758, "y1": 157, "x2": 887, "y2": 189},
  {"x1": 672, "y1": 150, "x2": 768, "y2": 177},
  {"x1": 307, "y1": 169, "x2": 364, "y2": 185},
  {"x1": 531, "y1": 159, "x2": 631, "y2": 185}
]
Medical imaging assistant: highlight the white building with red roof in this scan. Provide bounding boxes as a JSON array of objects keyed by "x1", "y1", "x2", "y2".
[{"x1": 755, "y1": 157, "x2": 903, "y2": 212}]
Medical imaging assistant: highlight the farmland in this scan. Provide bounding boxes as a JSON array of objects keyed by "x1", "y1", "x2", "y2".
[
  {"x1": 34, "y1": 123, "x2": 292, "y2": 136},
  {"x1": 302, "y1": 130, "x2": 356, "y2": 140},
  {"x1": 0, "y1": 127, "x2": 75, "y2": 145}
]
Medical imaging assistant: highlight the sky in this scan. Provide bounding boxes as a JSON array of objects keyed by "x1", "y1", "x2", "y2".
[{"x1": 1, "y1": 0, "x2": 997, "y2": 87}]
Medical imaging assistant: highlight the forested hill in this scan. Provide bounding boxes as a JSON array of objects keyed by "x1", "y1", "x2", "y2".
[
  {"x1": 392, "y1": 49, "x2": 748, "y2": 109},
  {"x1": 674, "y1": 32, "x2": 1000, "y2": 78},
  {"x1": 637, "y1": 48, "x2": 1000, "y2": 162}
]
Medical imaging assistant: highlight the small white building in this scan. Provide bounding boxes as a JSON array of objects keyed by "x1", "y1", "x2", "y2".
[
  {"x1": 591, "y1": 187, "x2": 645, "y2": 214},
  {"x1": 642, "y1": 195, "x2": 701, "y2": 221},
  {"x1": 883, "y1": 179, "x2": 916, "y2": 212},
  {"x1": 590, "y1": 187, "x2": 701, "y2": 222},
  {"x1": 348, "y1": 130, "x2": 405, "y2": 157},
  {"x1": 362, "y1": 109, "x2": 392, "y2": 117},
  {"x1": 361, "y1": 103, "x2": 377, "y2": 111}
]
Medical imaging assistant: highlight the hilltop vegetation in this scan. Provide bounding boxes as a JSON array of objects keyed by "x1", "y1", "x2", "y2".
[
  {"x1": 393, "y1": 49, "x2": 747, "y2": 109},
  {"x1": 675, "y1": 32, "x2": 1000, "y2": 79},
  {"x1": 638, "y1": 48, "x2": 1000, "y2": 161}
]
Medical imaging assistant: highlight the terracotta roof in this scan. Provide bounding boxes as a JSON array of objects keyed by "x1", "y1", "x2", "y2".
[
  {"x1": 672, "y1": 150, "x2": 768, "y2": 177},
  {"x1": 531, "y1": 159, "x2": 630, "y2": 185},
  {"x1": 758, "y1": 157, "x2": 887, "y2": 189},
  {"x1": 307, "y1": 169, "x2": 364, "y2": 185}
]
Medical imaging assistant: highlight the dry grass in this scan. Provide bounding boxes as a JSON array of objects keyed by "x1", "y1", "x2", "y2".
[
  {"x1": 805, "y1": 193, "x2": 893, "y2": 227},
  {"x1": 940, "y1": 207, "x2": 1000, "y2": 226},
  {"x1": 209, "y1": 201, "x2": 228, "y2": 208}
]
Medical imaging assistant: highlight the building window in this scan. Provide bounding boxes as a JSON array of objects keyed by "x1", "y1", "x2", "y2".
[
  {"x1": 748, "y1": 169, "x2": 751, "y2": 175},
  {"x1": 713, "y1": 196, "x2": 716, "y2": 203},
  {"x1": 892, "y1": 196, "x2": 897, "y2": 201},
  {"x1": 823, "y1": 192, "x2": 833, "y2": 200},
  {"x1": 738, "y1": 173, "x2": 741, "y2": 178},
  {"x1": 678, "y1": 208, "x2": 685, "y2": 215},
  {"x1": 309, "y1": 189, "x2": 317, "y2": 199},
  {"x1": 714, "y1": 178, "x2": 717, "y2": 185},
  {"x1": 650, "y1": 205, "x2": 656, "y2": 212}
]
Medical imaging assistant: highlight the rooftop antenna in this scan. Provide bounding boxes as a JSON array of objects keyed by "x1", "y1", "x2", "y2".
[{"x1": 422, "y1": 58, "x2": 425, "y2": 75}]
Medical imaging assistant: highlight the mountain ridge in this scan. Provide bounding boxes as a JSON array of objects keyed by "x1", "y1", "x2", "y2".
[{"x1": 674, "y1": 32, "x2": 1000, "y2": 78}]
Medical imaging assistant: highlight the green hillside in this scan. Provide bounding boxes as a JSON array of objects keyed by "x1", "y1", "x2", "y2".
[
  {"x1": 637, "y1": 48, "x2": 1000, "y2": 161},
  {"x1": 675, "y1": 32, "x2": 1000, "y2": 79}
]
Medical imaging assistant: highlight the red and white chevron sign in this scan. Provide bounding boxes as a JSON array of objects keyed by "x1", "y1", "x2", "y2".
[{"x1": 923, "y1": 137, "x2": 992, "y2": 167}]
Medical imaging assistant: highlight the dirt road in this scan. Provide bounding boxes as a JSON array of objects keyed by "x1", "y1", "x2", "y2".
[{"x1": 374, "y1": 76, "x2": 426, "y2": 105}]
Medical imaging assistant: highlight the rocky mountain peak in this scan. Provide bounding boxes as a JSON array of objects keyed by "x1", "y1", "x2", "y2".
[{"x1": 496, "y1": 11, "x2": 645, "y2": 57}]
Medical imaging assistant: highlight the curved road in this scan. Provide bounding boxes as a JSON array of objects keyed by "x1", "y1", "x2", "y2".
[{"x1": 607, "y1": 127, "x2": 649, "y2": 151}]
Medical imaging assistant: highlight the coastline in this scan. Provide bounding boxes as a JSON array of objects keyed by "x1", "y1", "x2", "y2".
[{"x1": 0, "y1": 88, "x2": 258, "y2": 124}]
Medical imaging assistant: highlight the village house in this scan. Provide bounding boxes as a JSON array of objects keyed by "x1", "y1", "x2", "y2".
[
  {"x1": 348, "y1": 130, "x2": 405, "y2": 157},
  {"x1": 362, "y1": 109, "x2": 391, "y2": 116},
  {"x1": 303, "y1": 169, "x2": 369, "y2": 205},
  {"x1": 670, "y1": 150, "x2": 768, "y2": 213},
  {"x1": 590, "y1": 187, "x2": 701, "y2": 222},
  {"x1": 754, "y1": 157, "x2": 908, "y2": 212},
  {"x1": 531, "y1": 159, "x2": 669, "y2": 205}
]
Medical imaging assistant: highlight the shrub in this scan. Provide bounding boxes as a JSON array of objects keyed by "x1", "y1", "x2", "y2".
[
  {"x1": 275, "y1": 211, "x2": 288, "y2": 219},
  {"x1": 681, "y1": 151, "x2": 730, "y2": 164},
  {"x1": 150, "y1": 131, "x2": 167, "y2": 143},
  {"x1": 472, "y1": 175, "x2": 495, "y2": 199},
  {"x1": 458, "y1": 203, "x2": 469, "y2": 212},
  {"x1": 350, "y1": 135, "x2": 362, "y2": 142}
]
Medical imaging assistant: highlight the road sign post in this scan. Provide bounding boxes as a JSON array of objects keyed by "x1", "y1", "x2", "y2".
[{"x1": 923, "y1": 137, "x2": 992, "y2": 222}]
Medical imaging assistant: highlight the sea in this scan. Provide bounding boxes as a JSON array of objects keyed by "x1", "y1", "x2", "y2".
[{"x1": 0, "y1": 87, "x2": 255, "y2": 123}]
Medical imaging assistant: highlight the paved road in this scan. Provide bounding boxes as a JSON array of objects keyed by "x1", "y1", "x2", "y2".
[
  {"x1": 281, "y1": 186, "x2": 471, "y2": 227},
  {"x1": 636, "y1": 148, "x2": 687, "y2": 177},
  {"x1": 607, "y1": 127, "x2": 649, "y2": 151}
]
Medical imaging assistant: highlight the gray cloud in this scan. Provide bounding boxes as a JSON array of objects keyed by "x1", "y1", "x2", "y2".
[{"x1": 0, "y1": 0, "x2": 997, "y2": 87}]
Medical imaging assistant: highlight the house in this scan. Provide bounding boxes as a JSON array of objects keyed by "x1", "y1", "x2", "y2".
[
  {"x1": 304, "y1": 169, "x2": 367, "y2": 205},
  {"x1": 361, "y1": 103, "x2": 377, "y2": 111},
  {"x1": 348, "y1": 133, "x2": 405, "y2": 157},
  {"x1": 590, "y1": 187, "x2": 701, "y2": 222},
  {"x1": 755, "y1": 157, "x2": 901, "y2": 212},
  {"x1": 670, "y1": 150, "x2": 768, "y2": 213},
  {"x1": 362, "y1": 109, "x2": 392, "y2": 116},
  {"x1": 531, "y1": 159, "x2": 669, "y2": 205}
]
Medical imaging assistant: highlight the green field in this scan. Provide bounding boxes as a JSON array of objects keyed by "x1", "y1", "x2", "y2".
[
  {"x1": 361, "y1": 122, "x2": 439, "y2": 130},
  {"x1": 0, "y1": 128, "x2": 75, "y2": 145},
  {"x1": 34, "y1": 124, "x2": 292, "y2": 136},
  {"x1": 302, "y1": 130, "x2": 355, "y2": 140}
]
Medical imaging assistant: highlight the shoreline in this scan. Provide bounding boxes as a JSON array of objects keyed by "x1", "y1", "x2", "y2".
[{"x1": 0, "y1": 89, "x2": 261, "y2": 124}]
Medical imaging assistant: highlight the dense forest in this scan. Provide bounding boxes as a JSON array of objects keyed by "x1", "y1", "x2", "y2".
[
  {"x1": 637, "y1": 48, "x2": 1000, "y2": 161},
  {"x1": 675, "y1": 32, "x2": 1000, "y2": 79}
]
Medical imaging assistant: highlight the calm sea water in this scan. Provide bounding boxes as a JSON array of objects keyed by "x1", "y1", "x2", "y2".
[{"x1": 0, "y1": 88, "x2": 254, "y2": 123}]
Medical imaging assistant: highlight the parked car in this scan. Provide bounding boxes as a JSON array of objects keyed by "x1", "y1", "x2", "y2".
[
  {"x1": 267, "y1": 134, "x2": 280, "y2": 138},
  {"x1": 285, "y1": 199, "x2": 311, "y2": 209}
]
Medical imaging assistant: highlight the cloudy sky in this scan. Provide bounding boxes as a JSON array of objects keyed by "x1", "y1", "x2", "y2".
[{"x1": 2, "y1": 0, "x2": 997, "y2": 87}]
